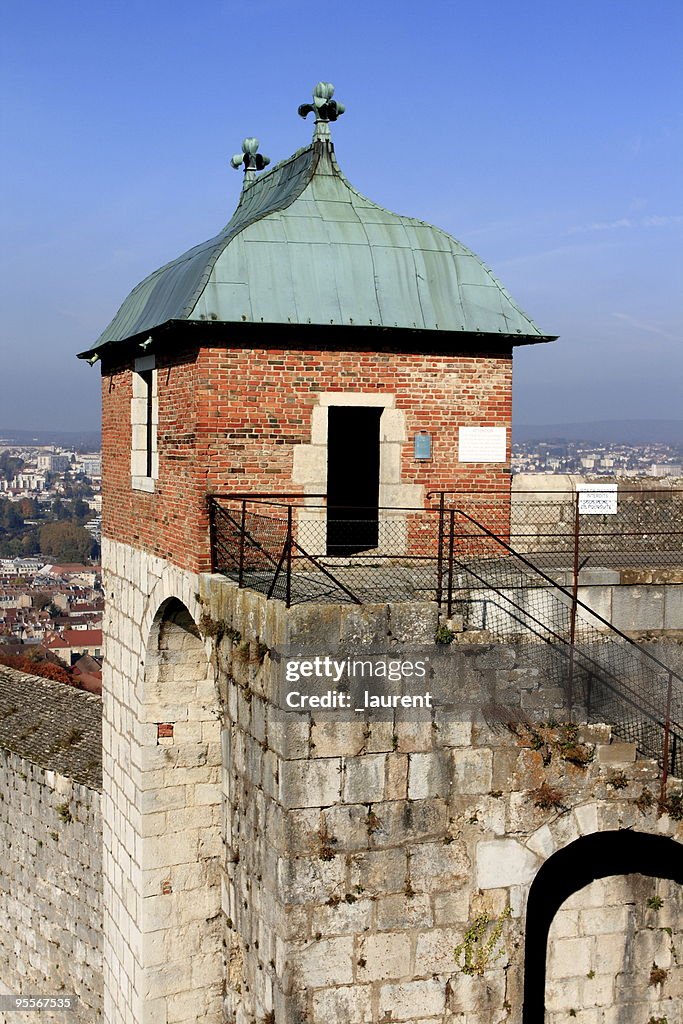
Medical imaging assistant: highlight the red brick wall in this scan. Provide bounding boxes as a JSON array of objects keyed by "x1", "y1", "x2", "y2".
[
  {"x1": 102, "y1": 347, "x2": 208, "y2": 570},
  {"x1": 102, "y1": 342, "x2": 513, "y2": 572}
]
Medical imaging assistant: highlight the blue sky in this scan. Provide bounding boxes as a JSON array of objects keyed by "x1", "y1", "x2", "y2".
[{"x1": 1, "y1": 0, "x2": 681, "y2": 431}]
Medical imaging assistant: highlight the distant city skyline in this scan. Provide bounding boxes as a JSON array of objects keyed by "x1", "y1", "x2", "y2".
[{"x1": 2, "y1": 0, "x2": 681, "y2": 430}]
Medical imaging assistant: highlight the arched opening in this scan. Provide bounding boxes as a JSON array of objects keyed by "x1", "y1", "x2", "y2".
[
  {"x1": 523, "y1": 830, "x2": 683, "y2": 1023},
  {"x1": 138, "y1": 596, "x2": 223, "y2": 1021}
]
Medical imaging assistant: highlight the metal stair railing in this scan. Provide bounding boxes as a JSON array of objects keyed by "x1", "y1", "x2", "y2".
[
  {"x1": 208, "y1": 494, "x2": 683, "y2": 781},
  {"x1": 446, "y1": 508, "x2": 683, "y2": 783},
  {"x1": 208, "y1": 496, "x2": 363, "y2": 607}
]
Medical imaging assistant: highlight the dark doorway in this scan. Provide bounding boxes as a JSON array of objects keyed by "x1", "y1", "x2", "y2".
[
  {"x1": 523, "y1": 829, "x2": 683, "y2": 1023},
  {"x1": 327, "y1": 406, "x2": 382, "y2": 556}
]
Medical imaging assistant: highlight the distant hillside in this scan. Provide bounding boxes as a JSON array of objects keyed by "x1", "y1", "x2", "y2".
[
  {"x1": 513, "y1": 420, "x2": 683, "y2": 445},
  {"x1": 0, "y1": 428, "x2": 101, "y2": 450}
]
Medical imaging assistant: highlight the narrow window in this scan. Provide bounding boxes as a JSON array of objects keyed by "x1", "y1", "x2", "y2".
[
  {"x1": 139, "y1": 368, "x2": 154, "y2": 478},
  {"x1": 131, "y1": 356, "x2": 157, "y2": 491}
]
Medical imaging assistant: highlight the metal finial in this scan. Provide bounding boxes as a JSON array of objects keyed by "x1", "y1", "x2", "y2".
[
  {"x1": 298, "y1": 82, "x2": 345, "y2": 141},
  {"x1": 230, "y1": 137, "x2": 270, "y2": 185}
]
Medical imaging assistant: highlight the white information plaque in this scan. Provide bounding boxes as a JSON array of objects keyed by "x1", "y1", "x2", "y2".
[
  {"x1": 458, "y1": 427, "x2": 507, "y2": 463},
  {"x1": 577, "y1": 484, "x2": 618, "y2": 515}
]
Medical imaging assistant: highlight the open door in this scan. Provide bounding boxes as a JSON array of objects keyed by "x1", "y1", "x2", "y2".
[{"x1": 327, "y1": 406, "x2": 381, "y2": 556}]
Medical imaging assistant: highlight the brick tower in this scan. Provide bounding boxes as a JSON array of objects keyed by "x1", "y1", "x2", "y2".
[{"x1": 80, "y1": 82, "x2": 555, "y2": 1024}]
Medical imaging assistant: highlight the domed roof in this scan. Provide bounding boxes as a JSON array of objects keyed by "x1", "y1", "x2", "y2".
[{"x1": 80, "y1": 122, "x2": 555, "y2": 361}]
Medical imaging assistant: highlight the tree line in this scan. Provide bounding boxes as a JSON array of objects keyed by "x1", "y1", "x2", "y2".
[{"x1": 0, "y1": 495, "x2": 98, "y2": 561}]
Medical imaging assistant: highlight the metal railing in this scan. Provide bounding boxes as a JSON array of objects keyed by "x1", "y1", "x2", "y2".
[
  {"x1": 437, "y1": 487, "x2": 683, "y2": 574},
  {"x1": 209, "y1": 495, "x2": 443, "y2": 606},
  {"x1": 208, "y1": 491, "x2": 683, "y2": 780},
  {"x1": 440, "y1": 507, "x2": 683, "y2": 782},
  {"x1": 209, "y1": 489, "x2": 683, "y2": 607}
]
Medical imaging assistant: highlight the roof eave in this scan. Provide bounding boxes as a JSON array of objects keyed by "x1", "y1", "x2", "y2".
[{"x1": 80, "y1": 318, "x2": 557, "y2": 365}]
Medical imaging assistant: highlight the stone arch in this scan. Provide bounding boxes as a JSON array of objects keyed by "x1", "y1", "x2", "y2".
[
  {"x1": 140, "y1": 565, "x2": 206, "y2": 668},
  {"x1": 522, "y1": 829, "x2": 683, "y2": 1023},
  {"x1": 136, "y1": 595, "x2": 223, "y2": 1023},
  {"x1": 143, "y1": 596, "x2": 211, "y2": 711}
]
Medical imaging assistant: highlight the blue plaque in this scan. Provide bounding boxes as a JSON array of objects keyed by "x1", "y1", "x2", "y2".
[{"x1": 414, "y1": 432, "x2": 432, "y2": 460}]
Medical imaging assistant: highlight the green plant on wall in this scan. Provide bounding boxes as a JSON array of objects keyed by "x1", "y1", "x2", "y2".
[
  {"x1": 435, "y1": 624, "x2": 456, "y2": 645},
  {"x1": 453, "y1": 906, "x2": 511, "y2": 976},
  {"x1": 55, "y1": 801, "x2": 73, "y2": 824}
]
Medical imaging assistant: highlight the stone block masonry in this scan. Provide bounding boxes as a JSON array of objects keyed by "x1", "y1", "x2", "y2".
[
  {"x1": 0, "y1": 668, "x2": 102, "y2": 1023},
  {"x1": 195, "y1": 565, "x2": 683, "y2": 1024},
  {"x1": 546, "y1": 874, "x2": 683, "y2": 1022},
  {"x1": 100, "y1": 537, "x2": 223, "y2": 1024},
  {"x1": 100, "y1": 533, "x2": 683, "y2": 1024}
]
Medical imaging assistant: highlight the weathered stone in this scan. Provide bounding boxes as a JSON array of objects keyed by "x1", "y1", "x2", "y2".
[
  {"x1": 433, "y1": 711, "x2": 472, "y2": 747},
  {"x1": 450, "y1": 747, "x2": 493, "y2": 795},
  {"x1": 349, "y1": 849, "x2": 408, "y2": 896},
  {"x1": 378, "y1": 979, "x2": 446, "y2": 1020},
  {"x1": 311, "y1": 984, "x2": 373, "y2": 1023},
  {"x1": 343, "y1": 754, "x2": 386, "y2": 803},
  {"x1": 388, "y1": 603, "x2": 438, "y2": 642},
  {"x1": 394, "y1": 719, "x2": 434, "y2": 752},
  {"x1": 547, "y1": 936, "x2": 593, "y2": 979},
  {"x1": 279, "y1": 758, "x2": 342, "y2": 809},
  {"x1": 311, "y1": 897, "x2": 374, "y2": 936},
  {"x1": 16, "y1": 537, "x2": 683, "y2": 1024},
  {"x1": 409, "y1": 841, "x2": 469, "y2": 893},
  {"x1": 278, "y1": 855, "x2": 345, "y2": 904},
  {"x1": 596, "y1": 742, "x2": 637, "y2": 763},
  {"x1": 433, "y1": 890, "x2": 470, "y2": 926},
  {"x1": 414, "y1": 926, "x2": 461, "y2": 974},
  {"x1": 339, "y1": 605, "x2": 389, "y2": 643},
  {"x1": 476, "y1": 839, "x2": 539, "y2": 889},
  {"x1": 311, "y1": 720, "x2": 366, "y2": 758},
  {"x1": 372, "y1": 799, "x2": 448, "y2": 847},
  {"x1": 322, "y1": 803, "x2": 373, "y2": 852},
  {"x1": 364, "y1": 720, "x2": 399, "y2": 753},
  {"x1": 357, "y1": 931, "x2": 413, "y2": 981},
  {"x1": 375, "y1": 893, "x2": 433, "y2": 930},
  {"x1": 384, "y1": 753, "x2": 409, "y2": 799},
  {"x1": 408, "y1": 751, "x2": 450, "y2": 799},
  {"x1": 290, "y1": 935, "x2": 354, "y2": 987}
]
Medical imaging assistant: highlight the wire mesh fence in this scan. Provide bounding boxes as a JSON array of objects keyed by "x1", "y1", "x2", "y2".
[
  {"x1": 211, "y1": 499, "x2": 445, "y2": 605},
  {"x1": 443, "y1": 512, "x2": 683, "y2": 777},
  {"x1": 421, "y1": 488, "x2": 683, "y2": 572},
  {"x1": 509, "y1": 489, "x2": 683, "y2": 572},
  {"x1": 210, "y1": 490, "x2": 683, "y2": 605},
  {"x1": 209, "y1": 491, "x2": 683, "y2": 777}
]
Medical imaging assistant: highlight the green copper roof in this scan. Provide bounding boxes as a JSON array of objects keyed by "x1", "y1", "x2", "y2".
[{"x1": 80, "y1": 139, "x2": 555, "y2": 359}]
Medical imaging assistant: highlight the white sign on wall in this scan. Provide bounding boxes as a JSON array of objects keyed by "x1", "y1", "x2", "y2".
[
  {"x1": 577, "y1": 484, "x2": 618, "y2": 515},
  {"x1": 458, "y1": 427, "x2": 507, "y2": 463}
]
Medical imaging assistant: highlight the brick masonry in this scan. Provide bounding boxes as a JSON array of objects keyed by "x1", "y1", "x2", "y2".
[{"x1": 100, "y1": 342, "x2": 513, "y2": 573}]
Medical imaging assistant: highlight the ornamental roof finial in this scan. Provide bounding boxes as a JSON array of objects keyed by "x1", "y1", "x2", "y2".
[
  {"x1": 230, "y1": 137, "x2": 270, "y2": 187},
  {"x1": 298, "y1": 81, "x2": 345, "y2": 142}
]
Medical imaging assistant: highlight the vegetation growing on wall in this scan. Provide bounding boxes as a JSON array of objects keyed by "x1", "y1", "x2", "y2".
[{"x1": 454, "y1": 906, "x2": 512, "y2": 976}]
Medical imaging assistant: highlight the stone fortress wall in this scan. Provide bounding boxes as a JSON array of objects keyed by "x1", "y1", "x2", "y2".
[
  {"x1": 100, "y1": 533, "x2": 683, "y2": 1024},
  {"x1": 0, "y1": 668, "x2": 103, "y2": 1023},
  {"x1": 1, "y1": 540, "x2": 683, "y2": 1023},
  {"x1": 546, "y1": 873, "x2": 683, "y2": 1022}
]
